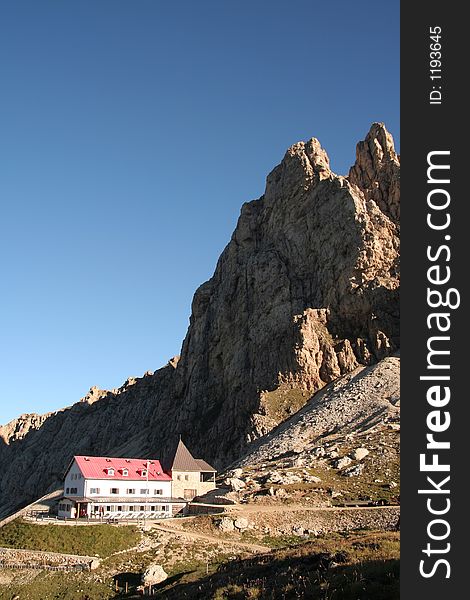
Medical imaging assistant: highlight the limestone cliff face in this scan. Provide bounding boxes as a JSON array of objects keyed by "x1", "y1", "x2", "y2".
[
  {"x1": 349, "y1": 122, "x2": 400, "y2": 224},
  {"x1": 170, "y1": 123, "x2": 399, "y2": 459},
  {"x1": 0, "y1": 414, "x2": 50, "y2": 445},
  {"x1": 0, "y1": 123, "x2": 399, "y2": 518}
]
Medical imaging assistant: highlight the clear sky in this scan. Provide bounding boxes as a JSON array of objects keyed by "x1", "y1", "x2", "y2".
[{"x1": 0, "y1": 0, "x2": 399, "y2": 425}]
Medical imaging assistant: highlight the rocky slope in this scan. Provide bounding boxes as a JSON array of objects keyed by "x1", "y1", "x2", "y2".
[
  {"x1": 0, "y1": 123, "x2": 399, "y2": 518},
  {"x1": 236, "y1": 355, "x2": 400, "y2": 468},
  {"x1": 216, "y1": 356, "x2": 400, "y2": 506}
]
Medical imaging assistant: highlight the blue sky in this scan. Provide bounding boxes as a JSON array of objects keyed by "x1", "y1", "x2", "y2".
[{"x1": 0, "y1": 1, "x2": 399, "y2": 425}]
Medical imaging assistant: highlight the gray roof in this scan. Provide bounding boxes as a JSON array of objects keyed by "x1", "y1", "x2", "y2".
[
  {"x1": 195, "y1": 458, "x2": 217, "y2": 472},
  {"x1": 168, "y1": 439, "x2": 216, "y2": 472}
]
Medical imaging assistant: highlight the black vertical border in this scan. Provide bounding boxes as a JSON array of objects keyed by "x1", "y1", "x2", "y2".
[{"x1": 401, "y1": 2, "x2": 467, "y2": 597}]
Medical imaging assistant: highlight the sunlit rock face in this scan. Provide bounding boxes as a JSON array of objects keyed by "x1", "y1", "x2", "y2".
[{"x1": 0, "y1": 124, "x2": 399, "y2": 518}]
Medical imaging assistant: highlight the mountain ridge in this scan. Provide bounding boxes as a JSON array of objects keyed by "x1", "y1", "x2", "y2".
[{"x1": 0, "y1": 123, "x2": 400, "y2": 518}]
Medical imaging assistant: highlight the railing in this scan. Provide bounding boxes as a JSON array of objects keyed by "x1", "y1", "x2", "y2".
[
  {"x1": 24, "y1": 511, "x2": 175, "y2": 524},
  {"x1": 0, "y1": 489, "x2": 62, "y2": 528}
]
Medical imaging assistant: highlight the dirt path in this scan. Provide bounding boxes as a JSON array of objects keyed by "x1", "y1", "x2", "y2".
[
  {"x1": 224, "y1": 503, "x2": 400, "y2": 514},
  {"x1": 151, "y1": 523, "x2": 271, "y2": 553}
]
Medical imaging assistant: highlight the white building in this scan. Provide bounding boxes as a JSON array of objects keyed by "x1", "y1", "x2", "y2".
[{"x1": 58, "y1": 455, "x2": 185, "y2": 520}]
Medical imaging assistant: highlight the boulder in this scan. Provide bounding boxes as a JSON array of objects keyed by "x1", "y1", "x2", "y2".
[
  {"x1": 234, "y1": 517, "x2": 250, "y2": 531},
  {"x1": 267, "y1": 471, "x2": 301, "y2": 485},
  {"x1": 352, "y1": 448, "x2": 369, "y2": 461},
  {"x1": 334, "y1": 456, "x2": 352, "y2": 469},
  {"x1": 142, "y1": 564, "x2": 168, "y2": 586},
  {"x1": 230, "y1": 468, "x2": 243, "y2": 478},
  {"x1": 217, "y1": 517, "x2": 235, "y2": 532},
  {"x1": 225, "y1": 477, "x2": 246, "y2": 492},
  {"x1": 343, "y1": 464, "x2": 364, "y2": 477}
]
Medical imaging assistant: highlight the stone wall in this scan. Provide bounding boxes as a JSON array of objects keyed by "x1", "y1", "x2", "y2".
[
  {"x1": 0, "y1": 546, "x2": 100, "y2": 570},
  {"x1": 244, "y1": 507, "x2": 400, "y2": 536},
  {"x1": 172, "y1": 471, "x2": 215, "y2": 500}
]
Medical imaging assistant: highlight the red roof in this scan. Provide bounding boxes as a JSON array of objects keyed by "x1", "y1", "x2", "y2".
[{"x1": 73, "y1": 456, "x2": 171, "y2": 481}]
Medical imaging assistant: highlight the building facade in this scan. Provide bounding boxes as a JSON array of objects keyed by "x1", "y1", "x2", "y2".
[
  {"x1": 165, "y1": 439, "x2": 217, "y2": 500},
  {"x1": 58, "y1": 441, "x2": 216, "y2": 519},
  {"x1": 59, "y1": 456, "x2": 181, "y2": 519}
]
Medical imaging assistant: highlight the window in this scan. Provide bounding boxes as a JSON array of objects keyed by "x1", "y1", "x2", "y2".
[
  {"x1": 162, "y1": 505, "x2": 169, "y2": 512},
  {"x1": 122, "y1": 469, "x2": 128, "y2": 476},
  {"x1": 140, "y1": 489, "x2": 149, "y2": 495},
  {"x1": 106, "y1": 506, "x2": 111, "y2": 512},
  {"x1": 140, "y1": 505, "x2": 145, "y2": 511},
  {"x1": 154, "y1": 489, "x2": 163, "y2": 495},
  {"x1": 70, "y1": 487, "x2": 78, "y2": 494},
  {"x1": 110, "y1": 488, "x2": 119, "y2": 494},
  {"x1": 128, "y1": 505, "x2": 134, "y2": 511},
  {"x1": 127, "y1": 488, "x2": 135, "y2": 494},
  {"x1": 65, "y1": 487, "x2": 70, "y2": 494},
  {"x1": 90, "y1": 488, "x2": 100, "y2": 494},
  {"x1": 177, "y1": 475, "x2": 181, "y2": 481},
  {"x1": 107, "y1": 468, "x2": 115, "y2": 476},
  {"x1": 117, "y1": 506, "x2": 123, "y2": 512},
  {"x1": 140, "y1": 469, "x2": 148, "y2": 477},
  {"x1": 184, "y1": 475, "x2": 189, "y2": 481}
]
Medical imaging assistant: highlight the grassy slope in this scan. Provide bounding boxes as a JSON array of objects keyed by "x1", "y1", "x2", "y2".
[
  {"x1": 0, "y1": 524, "x2": 399, "y2": 599},
  {"x1": 0, "y1": 519, "x2": 140, "y2": 558},
  {"x1": 156, "y1": 531, "x2": 400, "y2": 599},
  {"x1": 0, "y1": 572, "x2": 113, "y2": 600}
]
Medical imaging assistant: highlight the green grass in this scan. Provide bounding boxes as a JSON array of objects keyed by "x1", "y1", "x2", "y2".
[
  {"x1": 0, "y1": 571, "x2": 115, "y2": 600},
  {"x1": 245, "y1": 532, "x2": 306, "y2": 549},
  {"x1": 0, "y1": 519, "x2": 140, "y2": 558},
  {"x1": 155, "y1": 530, "x2": 400, "y2": 599},
  {"x1": 0, "y1": 529, "x2": 399, "y2": 599},
  {"x1": 259, "y1": 385, "x2": 311, "y2": 425}
]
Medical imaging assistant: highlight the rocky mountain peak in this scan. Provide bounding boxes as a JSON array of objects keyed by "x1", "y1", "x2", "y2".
[
  {"x1": 172, "y1": 124, "x2": 399, "y2": 462},
  {"x1": 0, "y1": 412, "x2": 51, "y2": 445},
  {"x1": 0, "y1": 124, "x2": 400, "y2": 519},
  {"x1": 80, "y1": 386, "x2": 108, "y2": 404},
  {"x1": 348, "y1": 122, "x2": 400, "y2": 223},
  {"x1": 264, "y1": 137, "x2": 332, "y2": 207}
]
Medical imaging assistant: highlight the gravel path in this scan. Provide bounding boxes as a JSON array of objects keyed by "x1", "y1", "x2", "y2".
[{"x1": 150, "y1": 523, "x2": 271, "y2": 553}]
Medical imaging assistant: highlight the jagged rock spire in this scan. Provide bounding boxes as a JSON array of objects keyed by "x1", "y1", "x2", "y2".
[{"x1": 348, "y1": 122, "x2": 400, "y2": 224}]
